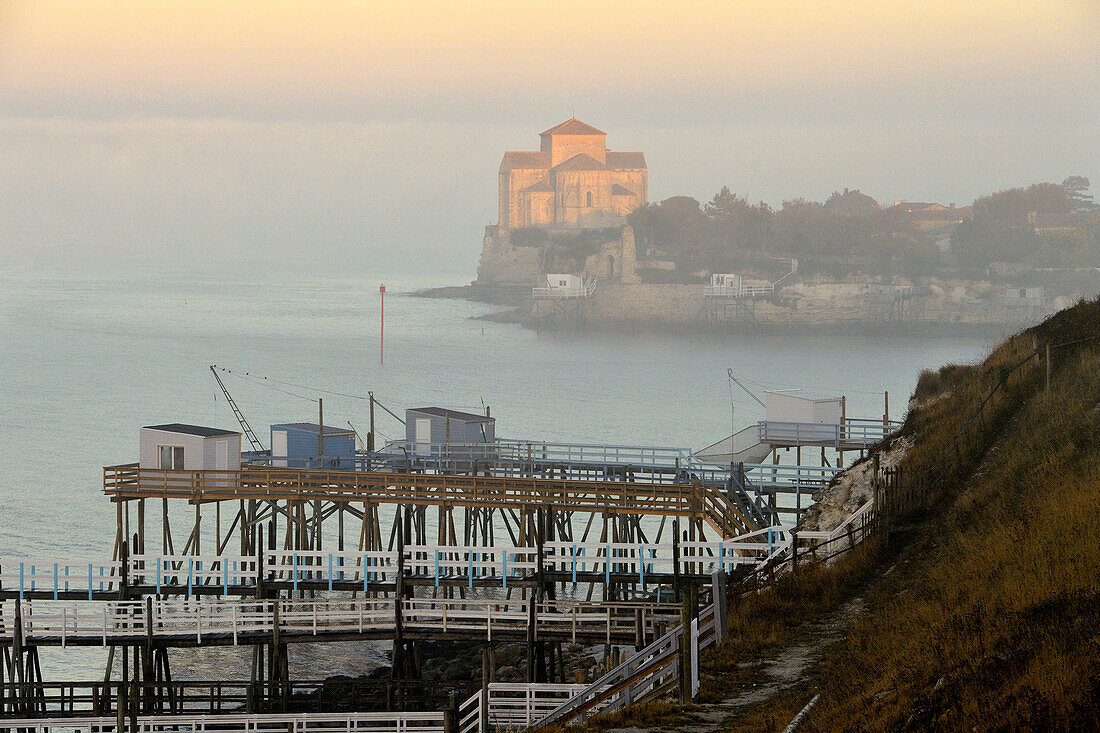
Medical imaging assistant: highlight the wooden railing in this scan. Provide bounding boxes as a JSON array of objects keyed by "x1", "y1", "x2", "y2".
[{"x1": 102, "y1": 466, "x2": 757, "y2": 536}]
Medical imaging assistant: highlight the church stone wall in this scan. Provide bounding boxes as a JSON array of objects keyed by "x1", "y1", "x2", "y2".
[
  {"x1": 505, "y1": 168, "x2": 549, "y2": 228},
  {"x1": 522, "y1": 191, "x2": 555, "y2": 228},
  {"x1": 541, "y1": 133, "x2": 606, "y2": 167},
  {"x1": 556, "y1": 170, "x2": 621, "y2": 228}
]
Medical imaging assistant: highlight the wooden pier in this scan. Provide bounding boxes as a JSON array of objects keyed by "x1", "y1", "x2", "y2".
[{"x1": 0, "y1": 411, "x2": 903, "y2": 731}]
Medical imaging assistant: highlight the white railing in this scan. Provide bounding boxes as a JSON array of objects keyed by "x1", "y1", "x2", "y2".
[
  {"x1": 458, "y1": 683, "x2": 590, "y2": 733},
  {"x1": 264, "y1": 550, "x2": 397, "y2": 588},
  {"x1": 129, "y1": 555, "x2": 258, "y2": 593},
  {"x1": 759, "y1": 419, "x2": 902, "y2": 448},
  {"x1": 533, "y1": 601, "x2": 722, "y2": 730},
  {"x1": 402, "y1": 598, "x2": 677, "y2": 645},
  {"x1": 4, "y1": 529, "x2": 796, "y2": 600},
  {"x1": 0, "y1": 711, "x2": 446, "y2": 733},
  {"x1": 542, "y1": 526, "x2": 792, "y2": 582},
  {"x1": 740, "y1": 463, "x2": 842, "y2": 487},
  {"x1": 0, "y1": 597, "x2": 678, "y2": 646},
  {"x1": 384, "y1": 438, "x2": 694, "y2": 468},
  {"x1": 0, "y1": 558, "x2": 122, "y2": 598},
  {"x1": 704, "y1": 282, "x2": 773, "y2": 299},
  {"x1": 1, "y1": 598, "x2": 396, "y2": 645},
  {"x1": 403, "y1": 546, "x2": 538, "y2": 587},
  {"x1": 402, "y1": 598, "x2": 526, "y2": 640}
]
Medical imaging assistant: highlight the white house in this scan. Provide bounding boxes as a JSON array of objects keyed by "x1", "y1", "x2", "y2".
[
  {"x1": 545, "y1": 274, "x2": 583, "y2": 294},
  {"x1": 1003, "y1": 286, "x2": 1046, "y2": 306},
  {"x1": 139, "y1": 424, "x2": 242, "y2": 472},
  {"x1": 405, "y1": 407, "x2": 496, "y2": 456},
  {"x1": 711, "y1": 273, "x2": 742, "y2": 289}
]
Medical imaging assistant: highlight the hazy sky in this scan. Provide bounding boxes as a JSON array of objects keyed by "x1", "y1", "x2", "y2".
[{"x1": 1, "y1": 1, "x2": 1097, "y2": 276}]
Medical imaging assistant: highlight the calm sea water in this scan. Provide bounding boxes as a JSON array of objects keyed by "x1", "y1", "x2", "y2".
[{"x1": 0, "y1": 268, "x2": 995, "y2": 680}]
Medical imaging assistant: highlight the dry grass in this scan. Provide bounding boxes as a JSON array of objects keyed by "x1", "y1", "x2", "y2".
[{"x1": 752, "y1": 300, "x2": 1100, "y2": 731}]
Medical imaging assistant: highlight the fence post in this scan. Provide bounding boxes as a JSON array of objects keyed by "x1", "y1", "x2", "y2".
[
  {"x1": 445, "y1": 690, "x2": 458, "y2": 733},
  {"x1": 872, "y1": 453, "x2": 882, "y2": 516},
  {"x1": 710, "y1": 569, "x2": 728, "y2": 645},
  {"x1": 480, "y1": 646, "x2": 490, "y2": 732},
  {"x1": 120, "y1": 540, "x2": 130, "y2": 600},
  {"x1": 1045, "y1": 342, "x2": 1051, "y2": 393},
  {"x1": 690, "y1": 616, "x2": 701, "y2": 699},
  {"x1": 679, "y1": 589, "x2": 692, "y2": 703},
  {"x1": 672, "y1": 518, "x2": 681, "y2": 603}
]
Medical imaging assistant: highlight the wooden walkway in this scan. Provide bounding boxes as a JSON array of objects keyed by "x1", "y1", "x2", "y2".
[
  {"x1": 0, "y1": 710, "x2": 446, "y2": 732},
  {"x1": 0, "y1": 678, "x2": 470, "y2": 718},
  {"x1": 102, "y1": 465, "x2": 758, "y2": 538},
  {"x1": 0, "y1": 597, "x2": 680, "y2": 648}
]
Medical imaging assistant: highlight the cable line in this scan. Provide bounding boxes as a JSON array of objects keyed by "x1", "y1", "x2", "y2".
[{"x1": 213, "y1": 365, "x2": 406, "y2": 424}]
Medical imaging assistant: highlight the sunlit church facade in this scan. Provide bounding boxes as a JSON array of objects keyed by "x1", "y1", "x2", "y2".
[{"x1": 498, "y1": 119, "x2": 648, "y2": 229}]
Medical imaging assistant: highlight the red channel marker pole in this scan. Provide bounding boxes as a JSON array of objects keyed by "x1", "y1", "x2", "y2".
[{"x1": 380, "y1": 284, "x2": 386, "y2": 365}]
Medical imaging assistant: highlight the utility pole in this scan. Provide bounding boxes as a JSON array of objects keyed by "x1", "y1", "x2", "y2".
[
  {"x1": 379, "y1": 284, "x2": 386, "y2": 366},
  {"x1": 318, "y1": 398, "x2": 324, "y2": 467},
  {"x1": 1045, "y1": 343, "x2": 1051, "y2": 392},
  {"x1": 368, "y1": 392, "x2": 376, "y2": 452}
]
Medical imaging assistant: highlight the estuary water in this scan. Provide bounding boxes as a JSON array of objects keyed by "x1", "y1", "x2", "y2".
[{"x1": 0, "y1": 267, "x2": 995, "y2": 680}]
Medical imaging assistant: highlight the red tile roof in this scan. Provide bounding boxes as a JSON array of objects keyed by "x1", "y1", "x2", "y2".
[
  {"x1": 499, "y1": 151, "x2": 550, "y2": 171},
  {"x1": 606, "y1": 151, "x2": 646, "y2": 169},
  {"x1": 540, "y1": 118, "x2": 607, "y2": 136},
  {"x1": 552, "y1": 153, "x2": 608, "y2": 172},
  {"x1": 522, "y1": 179, "x2": 555, "y2": 194}
]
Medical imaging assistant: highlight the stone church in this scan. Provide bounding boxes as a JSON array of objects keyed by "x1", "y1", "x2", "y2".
[{"x1": 498, "y1": 119, "x2": 647, "y2": 229}]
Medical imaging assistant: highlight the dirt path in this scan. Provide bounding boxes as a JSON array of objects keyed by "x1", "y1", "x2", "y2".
[{"x1": 604, "y1": 596, "x2": 866, "y2": 733}]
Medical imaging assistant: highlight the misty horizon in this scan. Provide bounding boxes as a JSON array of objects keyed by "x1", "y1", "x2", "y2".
[{"x1": 2, "y1": 1, "x2": 1097, "y2": 275}]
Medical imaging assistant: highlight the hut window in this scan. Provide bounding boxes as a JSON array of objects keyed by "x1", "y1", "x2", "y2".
[{"x1": 158, "y1": 445, "x2": 184, "y2": 470}]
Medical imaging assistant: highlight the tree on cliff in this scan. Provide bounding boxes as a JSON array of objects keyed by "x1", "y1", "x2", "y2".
[
  {"x1": 704, "y1": 186, "x2": 774, "y2": 260},
  {"x1": 952, "y1": 182, "x2": 1077, "y2": 267},
  {"x1": 629, "y1": 197, "x2": 711, "y2": 274},
  {"x1": 823, "y1": 188, "x2": 881, "y2": 218},
  {"x1": 1063, "y1": 176, "x2": 1098, "y2": 212}
]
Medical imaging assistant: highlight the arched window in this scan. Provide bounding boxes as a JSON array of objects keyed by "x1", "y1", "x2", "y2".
[{"x1": 585, "y1": 191, "x2": 594, "y2": 207}]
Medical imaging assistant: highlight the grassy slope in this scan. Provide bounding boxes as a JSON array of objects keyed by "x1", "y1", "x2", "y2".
[
  {"x1": 559, "y1": 299, "x2": 1100, "y2": 733},
  {"x1": 747, "y1": 299, "x2": 1100, "y2": 731}
]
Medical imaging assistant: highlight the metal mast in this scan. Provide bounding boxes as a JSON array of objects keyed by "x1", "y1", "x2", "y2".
[{"x1": 210, "y1": 365, "x2": 266, "y2": 452}]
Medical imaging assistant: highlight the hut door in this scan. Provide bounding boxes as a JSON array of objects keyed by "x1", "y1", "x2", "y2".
[
  {"x1": 272, "y1": 430, "x2": 288, "y2": 467},
  {"x1": 415, "y1": 418, "x2": 432, "y2": 455},
  {"x1": 216, "y1": 440, "x2": 229, "y2": 470}
]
